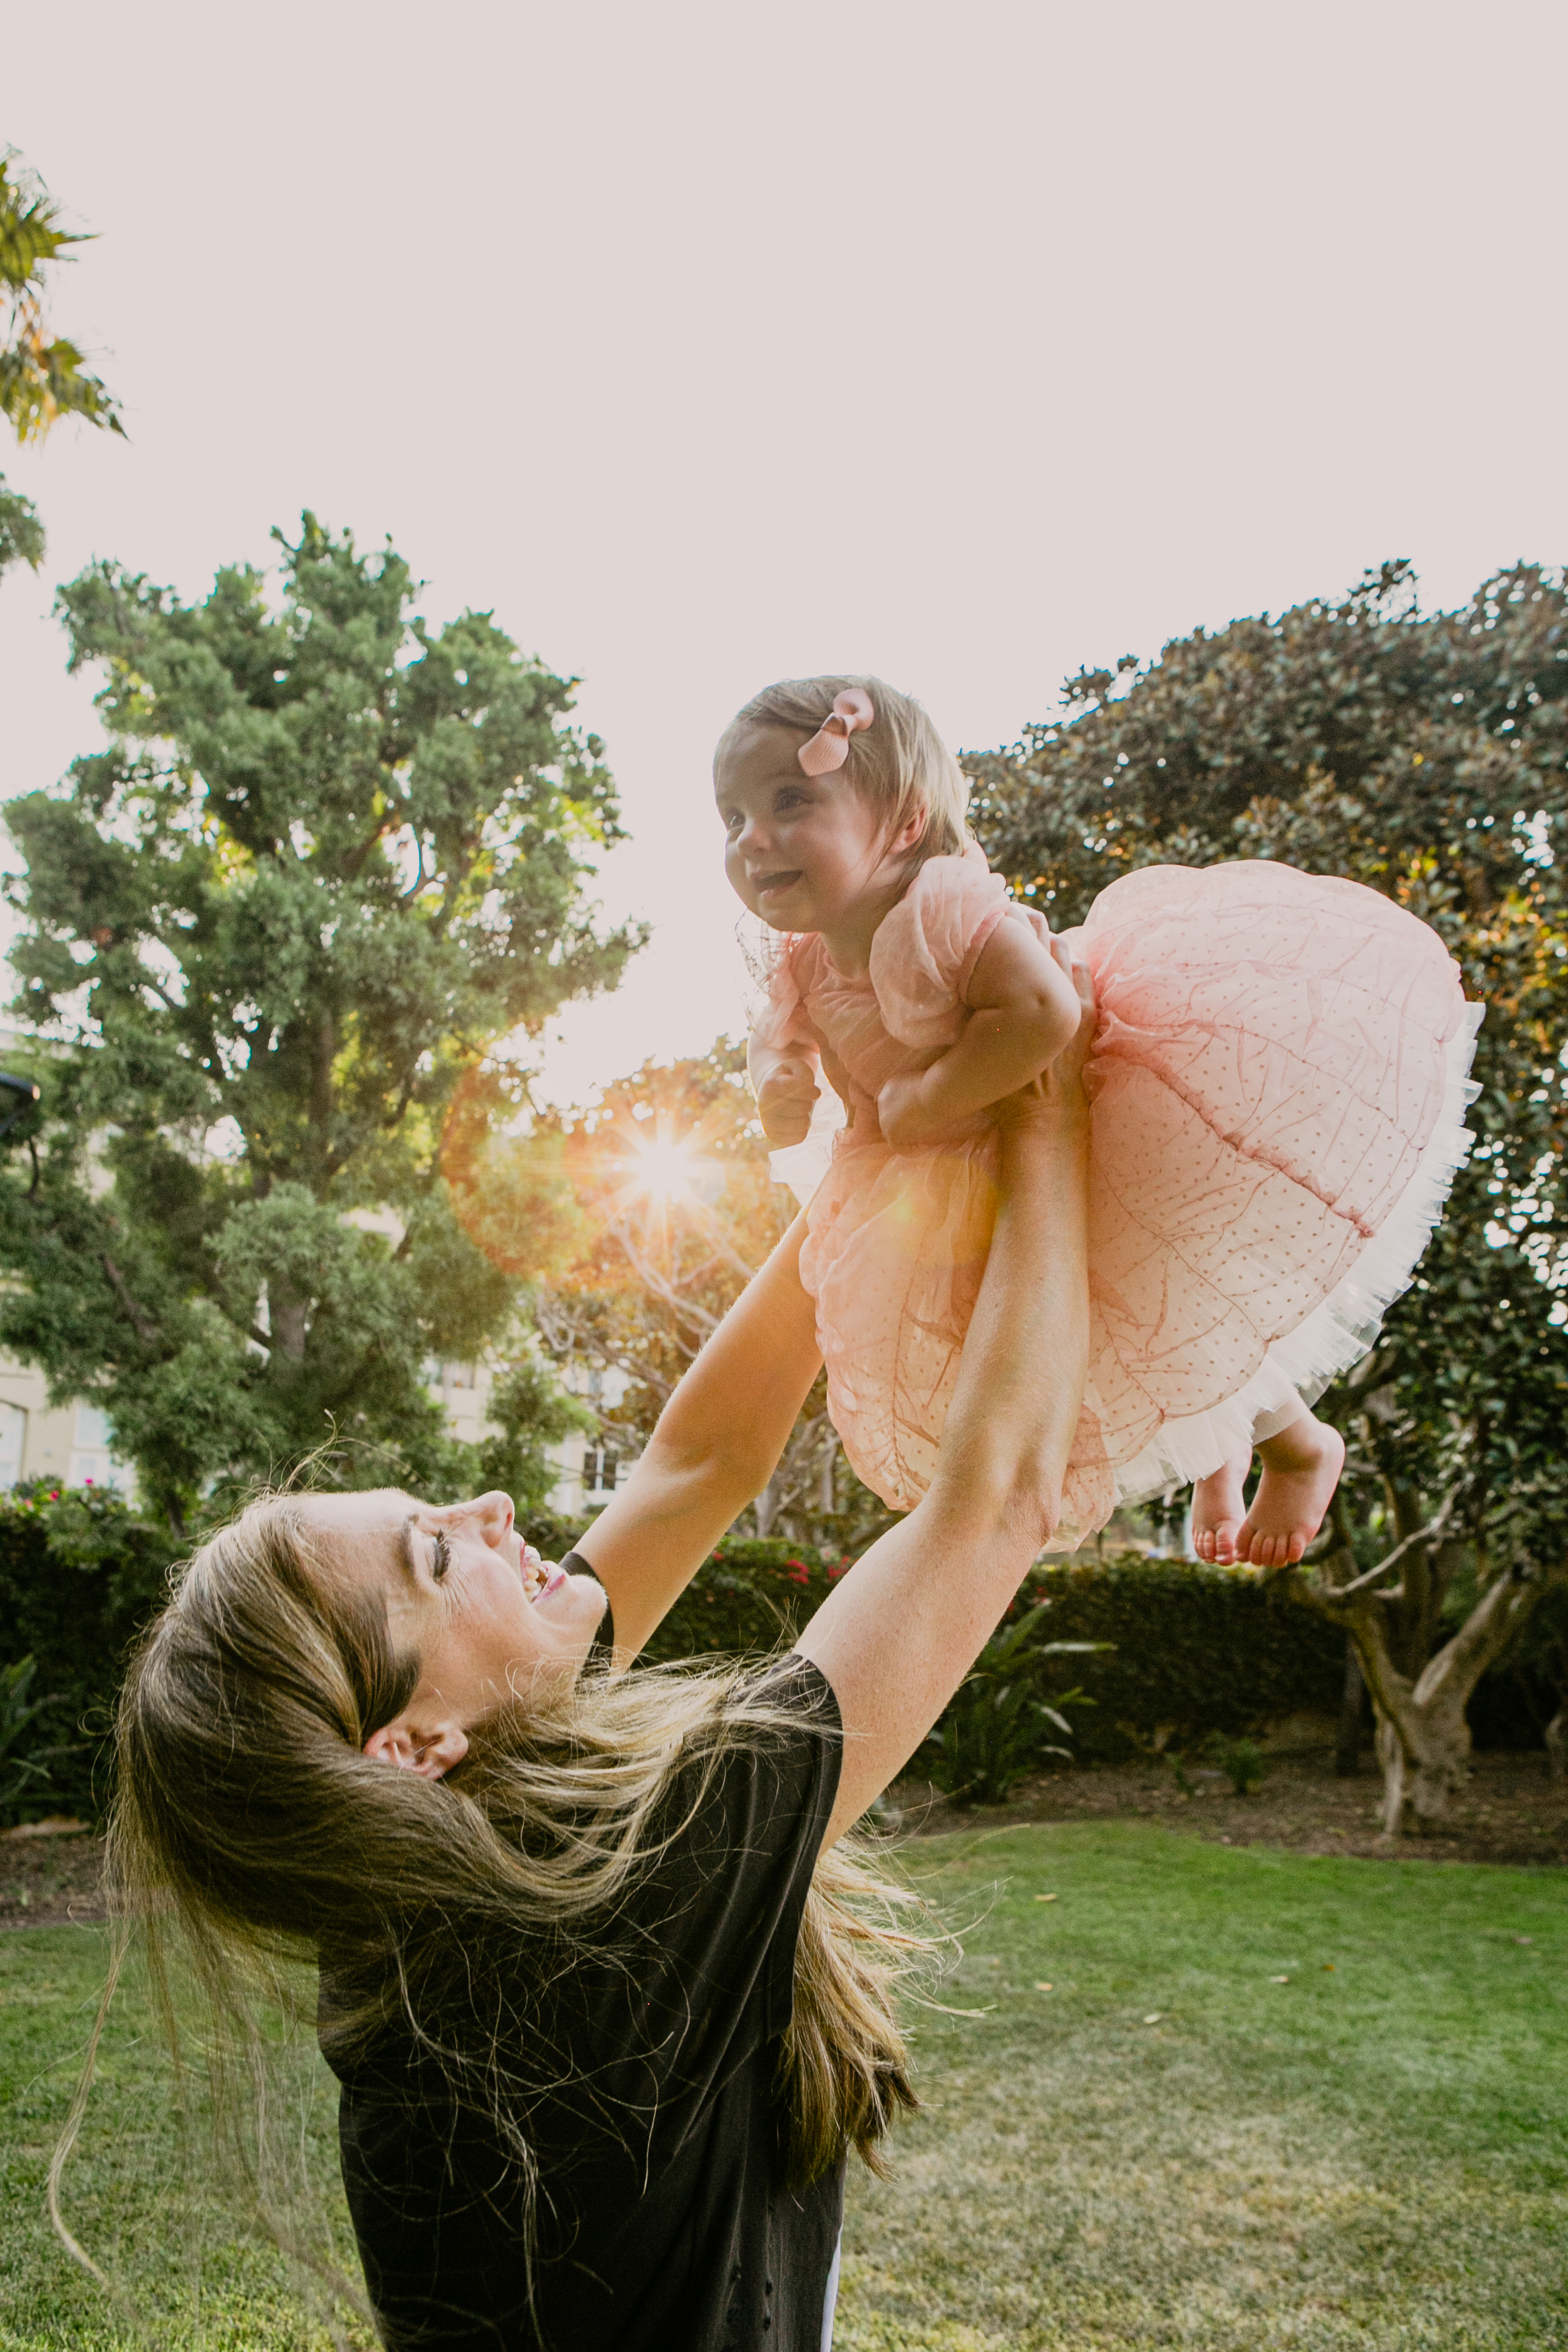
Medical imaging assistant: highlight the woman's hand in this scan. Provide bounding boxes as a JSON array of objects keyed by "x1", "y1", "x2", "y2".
[{"x1": 875, "y1": 1069, "x2": 939, "y2": 1149}]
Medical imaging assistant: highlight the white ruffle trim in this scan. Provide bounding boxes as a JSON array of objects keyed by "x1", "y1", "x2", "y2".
[{"x1": 1050, "y1": 995, "x2": 1486, "y2": 1546}]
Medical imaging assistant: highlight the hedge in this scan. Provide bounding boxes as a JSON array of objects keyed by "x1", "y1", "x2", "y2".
[
  {"x1": 0, "y1": 1489, "x2": 179, "y2": 1822},
  {"x1": 625, "y1": 1544, "x2": 1348, "y2": 1767},
  {"x1": 1013, "y1": 1554, "x2": 1347, "y2": 1762},
  {"x1": 0, "y1": 1497, "x2": 1550, "y2": 1826}
]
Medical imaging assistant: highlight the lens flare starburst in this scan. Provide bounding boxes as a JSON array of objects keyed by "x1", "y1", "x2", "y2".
[{"x1": 628, "y1": 1130, "x2": 695, "y2": 1204}]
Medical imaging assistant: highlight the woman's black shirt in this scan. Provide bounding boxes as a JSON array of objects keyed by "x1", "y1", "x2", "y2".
[{"x1": 321, "y1": 1623, "x2": 846, "y2": 2352}]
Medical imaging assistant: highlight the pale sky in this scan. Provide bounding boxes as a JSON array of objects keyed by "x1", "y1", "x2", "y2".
[{"x1": 4, "y1": 0, "x2": 1565, "y2": 1107}]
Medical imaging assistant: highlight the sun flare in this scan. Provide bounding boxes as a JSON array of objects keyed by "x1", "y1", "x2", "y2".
[{"x1": 629, "y1": 1131, "x2": 695, "y2": 1204}]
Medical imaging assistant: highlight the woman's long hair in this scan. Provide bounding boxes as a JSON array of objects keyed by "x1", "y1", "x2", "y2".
[{"x1": 54, "y1": 1492, "x2": 931, "y2": 2302}]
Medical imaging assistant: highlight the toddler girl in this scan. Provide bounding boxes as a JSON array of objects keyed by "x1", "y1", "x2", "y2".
[{"x1": 716, "y1": 676, "x2": 1480, "y2": 1562}]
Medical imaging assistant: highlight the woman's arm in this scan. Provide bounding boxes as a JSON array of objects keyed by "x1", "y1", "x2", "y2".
[
  {"x1": 570, "y1": 1210, "x2": 823, "y2": 1665},
  {"x1": 878, "y1": 917, "x2": 1080, "y2": 1148},
  {"x1": 798, "y1": 944, "x2": 1094, "y2": 1843}
]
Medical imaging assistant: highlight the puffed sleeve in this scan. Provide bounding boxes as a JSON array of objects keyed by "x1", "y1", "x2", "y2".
[
  {"x1": 868, "y1": 842, "x2": 1012, "y2": 1049},
  {"x1": 748, "y1": 933, "x2": 817, "y2": 1057}
]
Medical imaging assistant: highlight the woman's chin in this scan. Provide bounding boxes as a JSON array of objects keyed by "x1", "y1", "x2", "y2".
[{"x1": 544, "y1": 1570, "x2": 610, "y2": 1652}]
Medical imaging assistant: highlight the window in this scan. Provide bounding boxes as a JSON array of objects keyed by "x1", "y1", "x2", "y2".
[
  {"x1": 583, "y1": 1446, "x2": 618, "y2": 1497},
  {"x1": 0, "y1": 1403, "x2": 24, "y2": 1488},
  {"x1": 75, "y1": 1403, "x2": 114, "y2": 1449}
]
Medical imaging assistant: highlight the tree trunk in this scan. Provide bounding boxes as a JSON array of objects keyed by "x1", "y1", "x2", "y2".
[
  {"x1": 1335, "y1": 1635, "x2": 1364, "y2": 1778},
  {"x1": 753, "y1": 1479, "x2": 779, "y2": 1540},
  {"x1": 1546, "y1": 1707, "x2": 1568, "y2": 1785},
  {"x1": 1291, "y1": 1537, "x2": 1565, "y2": 1836},
  {"x1": 270, "y1": 1275, "x2": 309, "y2": 1365}
]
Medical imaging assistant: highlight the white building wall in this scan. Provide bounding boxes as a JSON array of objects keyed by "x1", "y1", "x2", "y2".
[
  {"x1": 0, "y1": 1355, "x2": 138, "y2": 1497},
  {"x1": 426, "y1": 1356, "x2": 640, "y2": 1521},
  {"x1": 0, "y1": 1347, "x2": 639, "y2": 1522}
]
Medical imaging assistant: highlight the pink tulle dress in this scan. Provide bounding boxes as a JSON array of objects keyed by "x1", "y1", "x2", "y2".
[{"x1": 752, "y1": 845, "x2": 1481, "y2": 1548}]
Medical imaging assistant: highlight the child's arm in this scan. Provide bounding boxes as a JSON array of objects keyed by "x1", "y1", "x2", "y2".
[
  {"x1": 877, "y1": 914, "x2": 1082, "y2": 1148},
  {"x1": 748, "y1": 1030, "x2": 822, "y2": 1148}
]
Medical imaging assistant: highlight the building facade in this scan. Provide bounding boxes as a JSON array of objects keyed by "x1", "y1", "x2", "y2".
[
  {"x1": 0, "y1": 1356, "x2": 135, "y2": 1494},
  {"x1": 0, "y1": 1347, "x2": 638, "y2": 1522},
  {"x1": 429, "y1": 1356, "x2": 638, "y2": 1520}
]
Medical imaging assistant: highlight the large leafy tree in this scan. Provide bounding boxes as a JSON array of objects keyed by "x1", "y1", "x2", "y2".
[
  {"x1": 967, "y1": 561, "x2": 1568, "y2": 1830},
  {"x1": 0, "y1": 151, "x2": 124, "y2": 577},
  {"x1": 0, "y1": 516, "x2": 640, "y2": 1527}
]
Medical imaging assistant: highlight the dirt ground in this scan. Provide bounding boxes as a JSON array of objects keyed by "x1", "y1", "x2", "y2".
[
  {"x1": 3, "y1": 1732, "x2": 1564, "y2": 1932},
  {"x1": 0, "y1": 1823, "x2": 108, "y2": 1930},
  {"x1": 890, "y1": 1727, "x2": 1568, "y2": 1868}
]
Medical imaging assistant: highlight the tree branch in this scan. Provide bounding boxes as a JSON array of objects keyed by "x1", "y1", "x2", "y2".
[
  {"x1": 100, "y1": 1253, "x2": 159, "y2": 1345},
  {"x1": 1306, "y1": 1488, "x2": 1461, "y2": 1607}
]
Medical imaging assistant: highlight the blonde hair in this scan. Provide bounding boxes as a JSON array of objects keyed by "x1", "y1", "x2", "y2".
[
  {"x1": 54, "y1": 1492, "x2": 931, "y2": 2310},
  {"x1": 722, "y1": 673, "x2": 971, "y2": 867}
]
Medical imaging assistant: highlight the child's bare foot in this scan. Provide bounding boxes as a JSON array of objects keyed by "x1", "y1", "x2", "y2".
[
  {"x1": 1236, "y1": 1411, "x2": 1345, "y2": 1570},
  {"x1": 1193, "y1": 1449, "x2": 1250, "y2": 1565}
]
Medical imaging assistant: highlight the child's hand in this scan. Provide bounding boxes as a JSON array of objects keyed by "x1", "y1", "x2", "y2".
[
  {"x1": 876, "y1": 1071, "x2": 936, "y2": 1149},
  {"x1": 757, "y1": 1057, "x2": 820, "y2": 1147}
]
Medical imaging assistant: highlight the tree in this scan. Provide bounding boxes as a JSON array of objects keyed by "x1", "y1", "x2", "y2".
[
  {"x1": 0, "y1": 151, "x2": 123, "y2": 445},
  {"x1": 967, "y1": 560, "x2": 1568, "y2": 1832},
  {"x1": 533, "y1": 1039, "x2": 896, "y2": 1555},
  {"x1": 0, "y1": 152, "x2": 124, "y2": 578},
  {"x1": 0, "y1": 515, "x2": 640, "y2": 1528}
]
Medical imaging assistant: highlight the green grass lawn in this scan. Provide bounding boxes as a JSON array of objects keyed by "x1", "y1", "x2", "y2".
[
  {"x1": 0, "y1": 1823, "x2": 1563, "y2": 2349},
  {"x1": 837, "y1": 1822, "x2": 1568, "y2": 2352}
]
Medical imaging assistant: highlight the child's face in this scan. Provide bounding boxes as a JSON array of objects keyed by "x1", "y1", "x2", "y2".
[{"x1": 715, "y1": 722, "x2": 907, "y2": 936}]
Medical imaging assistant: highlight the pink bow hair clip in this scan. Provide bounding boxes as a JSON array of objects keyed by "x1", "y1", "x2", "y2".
[{"x1": 798, "y1": 686, "x2": 875, "y2": 776}]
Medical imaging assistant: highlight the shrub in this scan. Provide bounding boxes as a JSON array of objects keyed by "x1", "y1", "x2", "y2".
[
  {"x1": 1208, "y1": 1732, "x2": 1268, "y2": 1795},
  {"x1": 0, "y1": 1487, "x2": 180, "y2": 1821},
  {"x1": 1012, "y1": 1553, "x2": 1348, "y2": 1762},
  {"x1": 923, "y1": 1602, "x2": 1105, "y2": 1806},
  {"x1": 0, "y1": 1503, "x2": 1551, "y2": 1828},
  {"x1": 637, "y1": 1538, "x2": 841, "y2": 1661}
]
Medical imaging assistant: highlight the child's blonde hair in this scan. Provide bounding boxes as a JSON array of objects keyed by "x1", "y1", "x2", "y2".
[{"x1": 723, "y1": 674, "x2": 971, "y2": 866}]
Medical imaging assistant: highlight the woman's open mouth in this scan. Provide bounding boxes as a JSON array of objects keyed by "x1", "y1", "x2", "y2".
[
  {"x1": 520, "y1": 1547, "x2": 566, "y2": 1603},
  {"x1": 526, "y1": 1552, "x2": 571, "y2": 1609}
]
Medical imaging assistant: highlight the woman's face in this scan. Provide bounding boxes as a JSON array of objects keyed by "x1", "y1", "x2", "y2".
[{"x1": 309, "y1": 1488, "x2": 607, "y2": 1778}]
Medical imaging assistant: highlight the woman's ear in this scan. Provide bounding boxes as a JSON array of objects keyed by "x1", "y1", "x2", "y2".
[{"x1": 363, "y1": 1718, "x2": 470, "y2": 1780}]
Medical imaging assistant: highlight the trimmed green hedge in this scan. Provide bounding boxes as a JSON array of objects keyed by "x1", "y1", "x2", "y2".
[
  {"x1": 629, "y1": 1544, "x2": 1347, "y2": 1765},
  {"x1": 0, "y1": 1500, "x2": 1548, "y2": 1826},
  {"x1": 1013, "y1": 1554, "x2": 1347, "y2": 1762},
  {"x1": 639, "y1": 1538, "x2": 841, "y2": 1662},
  {"x1": 0, "y1": 1489, "x2": 179, "y2": 1822}
]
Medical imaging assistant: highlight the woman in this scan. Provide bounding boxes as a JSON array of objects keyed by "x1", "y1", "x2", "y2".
[{"x1": 86, "y1": 948, "x2": 1094, "y2": 2352}]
